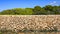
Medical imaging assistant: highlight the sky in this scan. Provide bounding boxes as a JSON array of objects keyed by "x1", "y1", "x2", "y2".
[{"x1": 0, "y1": 0, "x2": 60, "y2": 11}]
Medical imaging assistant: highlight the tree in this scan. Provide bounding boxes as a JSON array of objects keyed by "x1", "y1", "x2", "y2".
[
  {"x1": 33, "y1": 6, "x2": 42, "y2": 15},
  {"x1": 0, "y1": 5, "x2": 60, "y2": 15},
  {"x1": 0, "y1": 9, "x2": 15, "y2": 15},
  {"x1": 43, "y1": 5, "x2": 56, "y2": 14},
  {"x1": 12, "y1": 8, "x2": 24, "y2": 15},
  {"x1": 52, "y1": 6, "x2": 60, "y2": 14},
  {"x1": 38, "y1": 8, "x2": 48, "y2": 15},
  {"x1": 20, "y1": 8, "x2": 33, "y2": 15},
  {"x1": 44, "y1": 5, "x2": 53, "y2": 11},
  {"x1": 33, "y1": 6, "x2": 48, "y2": 15}
]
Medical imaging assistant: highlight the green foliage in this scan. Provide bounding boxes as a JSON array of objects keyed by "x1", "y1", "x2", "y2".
[
  {"x1": 20, "y1": 8, "x2": 33, "y2": 15},
  {"x1": 0, "y1": 32, "x2": 2, "y2": 34},
  {"x1": 44, "y1": 5, "x2": 53, "y2": 11},
  {"x1": 44, "y1": 5, "x2": 60, "y2": 14},
  {"x1": 0, "y1": 5, "x2": 60, "y2": 15},
  {"x1": 0, "y1": 9, "x2": 15, "y2": 15},
  {"x1": 52, "y1": 6, "x2": 60, "y2": 14},
  {"x1": 33, "y1": 6, "x2": 41, "y2": 15},
  {"x1": 33, "y1": 6, "x2": 48, "y2": 15},
  {"x1": 0, "y1": 8, "x2": 33, "y2": 15}
]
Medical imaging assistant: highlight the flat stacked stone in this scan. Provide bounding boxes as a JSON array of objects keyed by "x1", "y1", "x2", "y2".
[{"x1": 0, "y1": 15, "x2": 60, "y2": 32}]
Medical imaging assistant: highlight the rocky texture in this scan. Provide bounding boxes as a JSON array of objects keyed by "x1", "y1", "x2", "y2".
[{"x1": 0, "y1": 15, "x2": 60, "y2": 32}]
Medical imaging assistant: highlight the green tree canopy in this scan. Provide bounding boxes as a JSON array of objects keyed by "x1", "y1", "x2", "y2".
[
  {"x1": 0, "y1": 5, "x2": 60, "y2": 15},
  {"x1": 20, "y1": 8, "x2": 33, "y2": 15}
]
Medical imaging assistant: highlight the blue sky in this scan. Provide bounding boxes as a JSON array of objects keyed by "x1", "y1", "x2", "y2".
[{"x1": 0, "y1": 0, "x2": 60, "y2": 11}]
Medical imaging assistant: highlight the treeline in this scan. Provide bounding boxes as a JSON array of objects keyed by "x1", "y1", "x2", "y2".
[{"x1": 0, "y1": 5, "x2": 60, "y2": 15}]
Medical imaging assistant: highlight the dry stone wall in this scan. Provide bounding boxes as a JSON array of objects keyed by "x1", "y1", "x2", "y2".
[{"x1": 0, "y1": 15, "x2": 60, "y2": 32}]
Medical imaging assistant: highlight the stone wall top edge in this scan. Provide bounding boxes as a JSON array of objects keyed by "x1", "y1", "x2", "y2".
[
  {"x1": 0, "y1": 15, "x2": 60, "y2": 16},
  {"x1": 0, "y1": 15, "x2": 59, "y2": 16}
]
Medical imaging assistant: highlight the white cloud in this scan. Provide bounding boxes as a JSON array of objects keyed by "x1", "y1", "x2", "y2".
[
  {"x1": 49, "y1": 1, "x2": 58, "y2": 5},
  {"x1": 50, "y1": 1, "x2": 56, "y2": 5}
]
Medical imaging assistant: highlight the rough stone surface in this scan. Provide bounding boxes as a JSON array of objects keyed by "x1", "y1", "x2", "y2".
[{"x1": 0, "y1": 15, "x2": 60, "y2": 32}]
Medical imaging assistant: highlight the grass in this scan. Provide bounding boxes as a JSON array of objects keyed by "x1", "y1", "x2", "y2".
[
  {"x1": 0, "y1": 32, "x2": 2, "y2": 34},
  {"x1": 0, "y1": 28, "x2": 58, "y2": 34}
]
